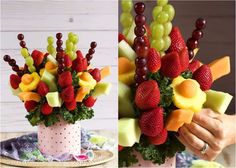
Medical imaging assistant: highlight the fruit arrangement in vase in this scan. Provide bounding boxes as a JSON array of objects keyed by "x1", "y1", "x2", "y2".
[
  {"x1": 3, "y1": 32, "x2": 112, "y2": 157},
  {"x1": 118, "y1": 0, "x2": 233, "y2": 167}
]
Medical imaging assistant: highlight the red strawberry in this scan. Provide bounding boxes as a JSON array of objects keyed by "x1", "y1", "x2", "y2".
[
  {"x1": 160, "y1": 52, "x2": 182, "y2": 78},
  {"x1": 76, "y1": 50, "x2": 84, "y2": 59},
  {"x1": 135, "y1": 80, "x2": 160, "y2": 110},
  {"x1": 90, "y1": 68, "x2": 101, "y2": 82},
  {"x1": 72, "y1": 57, "x2": 88, "y2": 72},
  {"x1": 179, "y1": 47, "x2": 189, "y2": 72},
  {"x1": 10, "y1": 74, "x2": 21, "y2": 89},
  {"x1": 64, "y1": 54, "x2": 72, "y2": 68},
  {"x1": 65, "y1": 99, "x2": 77, "y2": 111},
  {"x1": 58, "y1": 71, "x2": 72, "y2": 88},
  {"x1": 60, "y1": 85, "x2": 75, "y2": 102},
  {"x1": 41, "y1": 102, "x2": 53, "y2": 115},
  {"x1": 118, "y1": 145, "x2": 124, "y2": 151},
  {"x1": 148, "y1": 128, "x2": 168, "y2": 145},
  {"x1": 83, "y1": 96, "x2": 97, "y2": 107},
  {"x1": 24, "y1": 101, "x2": 37, "y2": 112},
  {"x1": 188, "y1": 59, "x2": 200, "y2": 73},
  {"x1": 193, "y1": 64, "x2": 213, "y2": 91},
  {"x1": 147, "y1": 48, "x2": 161, "y2": 73},
  {"x1": 31, "y1": 50, "x2": 45, "y2": 67},
  {"x1": 118, "y1": 33, "x2": 127, "y2": 43},
  {"x1": 37, "y1": 81, "x2": 49, "y2": 96},
  {"x1": 139, "y1": 107, "x2": 164, "y2": 137},
  {"x1": 168, "y1": 27, "x2": 186, "y2": 53}
]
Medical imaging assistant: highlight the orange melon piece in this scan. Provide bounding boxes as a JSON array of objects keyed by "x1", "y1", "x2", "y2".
[
  {"x1": 100, "y1": 66, "x2": 111, "y2": 79},
  {"x1": 118, "y1": 57, "x2": 135, "y2": 75},
  {"x1": 75, "y1": 86, "x2": 90, "y2": 102},
  {"x1": 118, "y1": 70, "x2": 135, "y2": 86},
  {"x1": 165, "y1": 109, "x2": 194, "y2": 132},
  {"x1": 18, "y1": 92, "x2": 41, "y2": 102},
  {"x1": 45, "y1": 61, "x2": 58, "y2": 75},
  {"x1": 21, "y1": 74, "x2": 33, "y2": 85},
  {"x1": 208, "y1": 56, "x2": 230, "y2": 81}
]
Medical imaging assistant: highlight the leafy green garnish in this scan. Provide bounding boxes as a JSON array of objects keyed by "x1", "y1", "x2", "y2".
[
  {"x1": 119, "y1": 147, "x2": 138, "y2": 167},
  {"x1": 181, "y1": 70, "x2": 193, "y2": 79}
]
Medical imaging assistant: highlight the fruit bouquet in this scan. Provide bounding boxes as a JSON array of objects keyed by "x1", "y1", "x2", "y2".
[
  {"x1": 118, "y1": 0, "x2": 233, "y2": 167},
  {"x1": 3, "y1": 32, "x2": 111, "y2": 157}
]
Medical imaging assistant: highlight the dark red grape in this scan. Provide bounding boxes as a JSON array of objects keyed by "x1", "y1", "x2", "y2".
[
  {"x1": 196, "y1": 18, "x2": 206, "y2": 30},
  {"x1": 135, "y1": 57, "x2": 147, "y2": 68},
  {"x1": 56, "y1": 47, "x2": 63, "y2": 52},
  {"x1": 134, "y1": 2, "x2": 145, "y2": 14},
  {"x1": 136, "y1": 66, "x2": 148, "y2": 76},
  {"x1": 3, "y1": 55, "x2": 11, "y2": 61},
  {"x1": 89, "y1": 48, "x2": 95, "y2": 55},
  {"x1": 135, "y1": 45, "x2": 149, "y2": 57},
  {"x1": 188, "y1": 50, "x2": 194, "y2": 59},
  {"x1": 9, "y1": 59, "x2": 16, "y2": 66},
  {"x1": 56, "y1": 33, "x2": 62, "y2": 39},
  {"x1": 87, "y1": 61, "x2": 90, "y2": 65},
  {"x1": 17, "y1": 71, "x2": 24, "y2": 77},
  {"x1": 56, "y1": 40, "x2": 63, "y2": 47},
  {"x1": 12, "y1": 65, "x2": 19, "y2": 71},
  {"x1": 90, "y1": 42, "x2": 97, "y2": 48},
  {"x1": 86, "y1": 54, "x2": 93, "y2": 60},
  {"x1": 17, "y1": 34, "x2": 24, "y2": 41},
  {"x1": 134, "y1": 74, "x2": 146, "y2": 83},
  {"x1": 192, "y1": 29, "x2": 203, "y2": 40},
  {"x1": 134, "y1": 26, "x2": 146, "y2": 37},
  {"x1": 133, "y1": 37, "x2": 145, "y2": 48},
  {"x1": 20, "y1": 41, "x2": 26, "y2": 48},
  {"x1": 135, "y1": 15, "x2": 146, "y2": 26},
  {"x1": 187, "y1": 38, "x2": 198, "y2": 50}
]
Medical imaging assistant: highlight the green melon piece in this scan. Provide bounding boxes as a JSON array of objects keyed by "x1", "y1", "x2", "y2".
[
  {"x1": 204, "y1": 90, "x2": 233, "y2": 114},
  {"x1": 191, "y1": 160, "x2": 224, "y2": 168},
  {"x1": 89, "y1": 136, "x2": 107, "y2": 147},
  {"x1": 118, "y1": 81, "x2": 135, "y2": 117},
  {"x1": 126, "y1": 21, "x2": 136, "y2": 46},
  {"x1": 41, "y1": 70, "x2": 57, "y2": 91},
  {"x1": 46, "y1": 92, "x2": 62, "y2": 107},
  {"x1": 10, "y1": 85, "x2": 22, "y2": 96},
  {"x1": 47, "y1": 54, "x2": 58, "y2": 65},
  {"x1": 118, "y1": 118, "x2": 141, "y2": 147},
  {"x1": 92, "y1": 83, "x2": 111, "y2": 98},
  {"x1": 118, "y1": 40, "x2": 136, "y2": 61}
]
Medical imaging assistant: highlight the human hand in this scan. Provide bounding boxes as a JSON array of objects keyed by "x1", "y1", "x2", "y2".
[{"x1": 177, "y1": 108, "x2": 236, "y2": 161}]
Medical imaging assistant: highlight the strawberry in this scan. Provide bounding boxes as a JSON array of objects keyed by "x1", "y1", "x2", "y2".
[
  {"x1": 31, "y1": 50, "x2": 45, "y2": 67},
  {"x1": 179, "y1": 47, "x2": 189, "y2": 72},
  {"x1": 193, "y1": 64, "x2": 213, "y2": 91},
  {"x1": 10, "y1": 74, "x2": 21, "y2": 89},
  {"x1": 60, "y1": 85, "x2": 75, "y2": 102},
  {"x1": 139, "y1": 107, "x2": 164, "y2": 137},
  {"x1": 148, "y1": 128, "x2": 168, "y2": 145},
  {"x1": 160, "y1": 52, "x2": 182, "y2": 78},
  {"x1": 64, "y1": 54, "x2": 72, "y2": 68},
  {"x1": 118, "y1": 145, "x2": 124, "y2": 151},
  {"x1": 76, "y1": 50, "x2": 84, "y2": 59},
  {"x1": 83, "y1": 96, "x2": 97, "y2": 107},
  {"x1": 41, "y1": 102, "x2": 53, "y2": 115},
  {"x1": 90, "y1": 68, "x2": 101, "y2": 82},
  {"x1": 37, "y1": 81, "x2": 49, "y2": 96},
  {"x1": 135, "y1": 80, "x2": 160, "y2": 110},
  {"x1": 168, "y1": 27, "x2": 186, "y2": 53},
  {"x1": 143, "y1": 36, "x2": 150, "y2": 48},
  {"x1": 72, "y1": 57, "x2": 88, "y2": 72},
  {"x1": 147, "y1": 48, "x2": 161, "y2": 73},
  {"x1": 24, "y1": 100, "x2": 37, "y2": 112},
  {"x1": 65, "y1": 99, "x2": 77, "y2": 111},
  {"x1": 118, "y1": 33, "x2": 127, "y2": 43},
  {"x1": 58, "y1": 71, "x2": 72, "y2": 88},
  {"x1": 188, "y1": 59, "x2": 200, "y2": 73}
]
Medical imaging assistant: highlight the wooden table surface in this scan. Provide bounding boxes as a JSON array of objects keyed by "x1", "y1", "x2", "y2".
[{"x1": 0, "y1": 131, "x2": 118, "y2": 168}]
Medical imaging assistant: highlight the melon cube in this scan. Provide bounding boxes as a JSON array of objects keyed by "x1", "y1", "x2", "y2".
[
  {"x1": 46, "y1": 92, "x2": 62, "y2": 107},
  {"x1": 118, "y1": 40, "x2": 136, "y2": 61}
]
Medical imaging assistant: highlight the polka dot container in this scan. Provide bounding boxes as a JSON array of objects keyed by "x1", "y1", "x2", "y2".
[{"x1": 38, "y1": 118, "x2": 81, "y2": 157}]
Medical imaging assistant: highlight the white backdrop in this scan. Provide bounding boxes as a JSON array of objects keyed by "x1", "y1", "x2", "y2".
[{"x1": 0, "y1": 0, "x2": 118, "y2": 132}]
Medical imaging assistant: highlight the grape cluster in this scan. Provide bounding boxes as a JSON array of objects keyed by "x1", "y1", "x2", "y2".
[
  {"x1": 56, "y1": 33, "x2": 63, "y2": 52},
  {"x1": 187, "y1": 18, "x2": 206, "y2": 59},
  {"x1": 65, "y1": 32, "x2": 79, "y2": 61},
  {"x1": 3, "y1": 55, "x2": 23, "y2": 76},
  {"x1": 17, "y1": 34, "x2": 36, "y2": 73},
  {"x1": 150, "y1": 0, "x2": 175, "y2": 55},
  {"x1": 56, "y1": 52, "x2": 66, "y2": 74},
  {"x1": 47, "y1": 36, "x2": 56, "y2": 56},
  {"x1": 134, "y1": 2, "x2": 148, "y2": 87},
  {"x1": 120, "y1": 0, "x2": 134, "y2": 36},
  {"x1": 86, "y1": 41, "x2": 97, "y2": 65}
]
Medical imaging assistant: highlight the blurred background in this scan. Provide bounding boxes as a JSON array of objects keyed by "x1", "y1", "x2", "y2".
[
  {"x1": 119, "y1": 0, "x2": 235, "y2": 115},
  {"x1": 0, "y1": 0, "x2": 118, "y2": 132}
]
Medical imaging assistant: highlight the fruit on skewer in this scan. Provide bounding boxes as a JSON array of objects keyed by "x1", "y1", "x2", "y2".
[
  {"x1": 120, "y1": 0, "x2": 134, "y2": 36},
  {"x1": 86, "y1": 41, "x2": 97, "y2": 65}
]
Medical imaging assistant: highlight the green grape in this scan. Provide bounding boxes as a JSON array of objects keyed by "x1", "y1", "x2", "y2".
[
  {"x1": 151, "y1": 23, "x2": 164, "y2": 39},
  {"x1": 120, "y1": 12, "x2": 133, "y2": 28},
  {"x1": 157, "y1": 0, "x2": 168, "y2": 6},
  {"x1": 66, "y1": 41, "x2": 73, "y2": 51},
  {"x1": 121, "y1": 0, "x2": 133, "y2": 12},
  {"x1": 156, "y1": 11, "x2": 169, "y2": 24},
  {"x1": 72, "y1": 45, "x2": 77, "y2": 52},
  {"x1": 122, "y1": 27, "x2": 130, "y2": 36},
  {"x1": 72, "y1": 35, "x2": 79, "y2": 44},
  {"x1": 71, "y1": 53, "x2": 77, "y2": 61},
  {"x1": 21, "y1": 48, "x2": 29, "y2": 58},
  {"x1": 68, "y1": 32, "x2": 74, "y2": 41},
  {"x1": 25, "y1": 56, "x2": 34, "y2": 66},
  {"x1": 151, "y1": 38, "x2": 165, "y2": 51},
  {"x1": 163, "y1": 36, "x2": 171, "y2": 51},
  {"x1": 67, "y1": 50, "x2": 74, "y2": 59},
  {"x1": 47, "y1": 45, "x2": 56, "y2": 54},
  {"x1": 163, "y1": 4, "x2": 175, "y2": 21},
  {"x1": 47, "y1": 36, "x2": 54, "y2": 44},
  {"x1": 28, "y1": 66, "x2": 36, "y2": 73},
  {"x1": 152, "y1": 6, "x2": 162, "y2": 21},
  {"x1": 163, "y1": 22, "x2": 172, "y2": 36}
]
